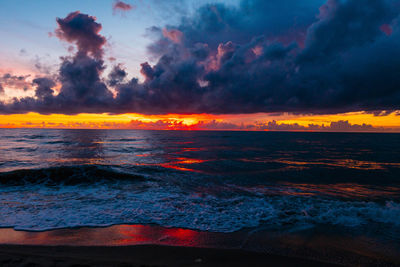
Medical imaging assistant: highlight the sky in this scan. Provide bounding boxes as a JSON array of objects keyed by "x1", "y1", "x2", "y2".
[{"x1": 0, "y1": 0, "x2": 399, "y2": 131}]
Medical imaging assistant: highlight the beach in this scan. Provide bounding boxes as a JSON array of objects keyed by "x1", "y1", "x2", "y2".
[
  {"x1": 1, "y1": 0, "x2": 400, "y2": 264},
  {"x1": 0, "y1": 244, "x2": 338, "y2": 267},
  {"x1": 1, "y1": 129, "x2": 400, "y2": 266},
  {"x1": 0, "y1": 224, "x2": 399, "y2": 266}
]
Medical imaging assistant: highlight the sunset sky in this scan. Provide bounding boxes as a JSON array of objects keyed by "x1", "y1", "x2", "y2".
[{"x1": 1, "y1": 0, "x2": 399, "y2": 131}]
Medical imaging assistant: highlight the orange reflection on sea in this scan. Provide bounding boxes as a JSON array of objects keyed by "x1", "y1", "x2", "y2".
[
  {"x1": 137, "y1": 157, "x2": 207, "y2": 172},
  {"x1": 281, "y1": 158, "x2": 400, "y2": 170},
  {"x1": 240, "y1": 157, "x2": 400, "y2": 171},
  {"x1": 282, "y1": 183, "x2": 400, "y2": 198},
  {"x1": 136, "y1": 154, "x2": 151, "y2": 157},
  {"x1": 237, "y1": 183, "x2": 400, "y2": 199},
  {"x1": 50, "y1": 158, "x2": 104, "y2": 165}
]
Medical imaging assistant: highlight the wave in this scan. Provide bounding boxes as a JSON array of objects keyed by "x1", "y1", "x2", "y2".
[
  {"x1": 0, "y1": 186, "x2": 399, "y2": 233},
  {"x1": 0, "y1": 166, "x2": 399, "y2": 234},
  {"x1": 0, "y1": 165, "x2": 146, "y2": 185}
]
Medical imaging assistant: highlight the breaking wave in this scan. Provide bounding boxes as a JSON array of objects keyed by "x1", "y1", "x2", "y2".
[{"x1": 0, "y1": 165, "x2": 146, "y2": 185}]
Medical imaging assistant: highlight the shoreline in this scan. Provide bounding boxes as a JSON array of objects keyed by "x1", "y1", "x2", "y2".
[
  {"x1": 0, "y1": 224, "x2": 399, "y2": 266},
  {"x1": 0, "y1": 244, "x2": 338, "y2": 267}
]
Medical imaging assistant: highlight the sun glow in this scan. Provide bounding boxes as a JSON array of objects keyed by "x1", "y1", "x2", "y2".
[
  {"x1": 0, "y1": 112, "x2": 216, "y2": 129},
  {"x1": 279, "y1": 112, "x2": 400, "y2": 128},
  {"x1": 0, "y1": 111, "x2": 399, "y2": 131}
]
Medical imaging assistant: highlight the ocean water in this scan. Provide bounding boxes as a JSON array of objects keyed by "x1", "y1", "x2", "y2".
[{"x1": 0, "y1": 128, "x2": 400, "y2": 238}]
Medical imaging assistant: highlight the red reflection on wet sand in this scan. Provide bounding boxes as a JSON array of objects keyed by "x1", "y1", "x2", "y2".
[
  {"x1": 165, "y1": 228, "x2": 197, "y2": 240},
  {"x1": 113, "y1": 225, "x2": 202, "y2": 247},
  {"x1": 0, "y1": 225, "x2": 206, "y2": 247},
  {"x1": 117, "y1": 225, "x2": 154, "y2": 244}
]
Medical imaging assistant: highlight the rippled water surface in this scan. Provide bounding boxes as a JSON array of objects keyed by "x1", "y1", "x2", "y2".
[{"x1": 0, "y1": 129, "x2": 400, "y2": 237}]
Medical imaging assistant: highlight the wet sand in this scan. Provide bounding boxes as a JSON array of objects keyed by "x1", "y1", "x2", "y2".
[
  {"x1": 0, "y1": 225, "x2": 399, "y2": 266},
  {"x1": 0, "y1": 244, "x2": 338, "y2": 267}
]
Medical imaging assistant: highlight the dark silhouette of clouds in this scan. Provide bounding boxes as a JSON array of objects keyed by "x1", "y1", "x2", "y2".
[
  {"x1": 107, "y1": 64, "x2": 127, "y2": 86},
  {"x1": 4, "y1": 11, "x2": 113, "y2": 114},
  {"x1": 1, "y1": 0, "x2": 400, "y2": 116},
  {"x1": 55, "y1": 11, "x2": 106, "y2": 59},
  {"x1": 254, "y1": 120, "x2": 379, "y2": 132},
  {"x1": 33, "y1": 78, "x2": 55, "y2": 99},
  {"x1": 87, "y1": 119, "x2": 386, "y2": 132}
]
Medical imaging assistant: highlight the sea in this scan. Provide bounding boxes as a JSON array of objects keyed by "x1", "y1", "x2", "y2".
[{"x1": 0, "y1": 129, "x2": 400, "y2": 248}]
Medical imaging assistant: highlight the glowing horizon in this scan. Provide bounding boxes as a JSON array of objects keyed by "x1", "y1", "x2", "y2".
[{"x1": 1, "y1": 111, "x2": 399, "y2": 132}]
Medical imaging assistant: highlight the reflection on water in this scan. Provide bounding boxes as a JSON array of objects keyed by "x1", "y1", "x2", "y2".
[
  {"x1": 0, "y1": 225, "x2": 205, "y2": 247},
  {"x1": 274, "y1": 158, "x2": 400, "y2": 170},
  {"x1": 57, "y1": 129, "x2": 107, "y2": 165},
  {"x1": 1, "y1": 129, "x2": 400, "y2": 175},
  {"x1": 0, "y1": 224, "x2": 399, "y2": 266},
  {"x1": 117, "y1": 225, "x2": 200, "y2": 246},
  {"x1": 239, "y1": 158, "x2": 400, "y2": 171},
  {"x1": 0, "y1": 129, "x2": 400, "y2": 237},
  {"x1": 232, "y1": 183, "x2": 400, "y2": 199},
  {"x1": 1, "y1": 129, "x2": 400, "y2": 198},
  {"x1": 138, "y1": 157, "x2": 207, "y2": 172}
]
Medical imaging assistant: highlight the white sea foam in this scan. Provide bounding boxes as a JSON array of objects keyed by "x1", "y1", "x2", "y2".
[
  {"x1": 1, "y1": 129, "x2": 400, "y2": 234},
  {"x1": 0, "y1": 183, "x2": 399, "y2": 232}
]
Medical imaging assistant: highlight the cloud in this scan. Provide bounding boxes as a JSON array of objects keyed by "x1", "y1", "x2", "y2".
[
  {"x1": 3, "y1": 11, "x2": 114, "y2": 114},
  {"x1": 1, "y1": 1, "x2": 400, "y2": 116},
  {"x1": 33, "y1": 78, "x2": 55, "y2": 99},
  {"x1": 108, "y1": 64, "x2": 128, "y2": 86},
  {"x1": 254, "y1": 120, "x2": 380, "y2": 132},
  {"x1": 55, "y1": 11, "x2": 106, "y2": 58},
  {"x1": 298, "y1": 0, "x2": 396, "y2": 62},
  {"x1": 194, "y1": 120, "x2": 243, "y2": 130},
  {"x1": 2, "y1": 116, "x2": 385, "y2": 132},
  {"x1": 162, "y1": 28, "x2": 183, "y2": 44},
  {"x1": 0, "y1": 73, "x2": 32, "y2": 91},
  {"x1": 113, "y1": 1, "x2": 135, "y2": 14},
  {"x1": 198, "y1": 119, "x2": 383, "y2": 132}
]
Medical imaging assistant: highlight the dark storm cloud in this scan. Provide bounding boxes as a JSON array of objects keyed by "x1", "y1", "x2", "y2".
[
  {"x1": 5, "y1": 55, "x2": 113, "y2": 114},
  {"x1": 1, "y1": 0, "x2": 400, "y2": 115},
  {"x1": 33, "y1": 78, "x2": 55, "y2": 99},
  {"x1": 55, "y1": 11, "x2": 106, "y2": 58},
  {"x1": 52, "y1": 11, "x2": 114, "y2": 113},
  {"x1": 2, "y1": 11, "x2": 114, "y2": 114},
  {"x1": 112, "y1": 0, "x2": 400, "y2": 114},
  {"x1": 299, "y1": 0, "x2": 397, "y2": 62},
  {"x1": 147, "y1": 0, "x2": 322, "y2": 57},
  {"x1": 107, "y1": 64, "x2": 128, "y2": 86},
  {"x1": 55, "y1": 53, "x2": 114, "y2": 113}
]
